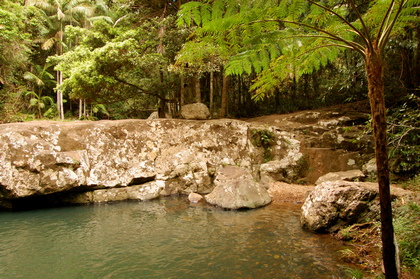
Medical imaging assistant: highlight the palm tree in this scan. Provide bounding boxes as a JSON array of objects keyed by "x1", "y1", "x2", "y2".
[
  {"x1": 26, "y1": 0, "x2": 96, "y2": 119},
  {"x1": 24, "y1": 63, "x2": 55, "y2": 118}
]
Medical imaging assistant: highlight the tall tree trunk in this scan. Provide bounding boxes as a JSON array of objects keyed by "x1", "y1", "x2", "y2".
[
  {"x1": 79, "y1": 99, "x2": 83, "y2": 119},
  {"x1": 210, "y1": 55, "x2": 215, "y2": 111},
  {"x1": 57, "y1": 21, "x2": 64, "y2": 120},
  {"x1": 414, "y1": 26, "x2": 420, "y2": 89},
  {"x1": 195, "y1": 73, "x2": 201, "y2": 103},
  {"x1": 221, "y1": 74, "x2": 229, "y2": 117},
  {"x1": 56, "y1": 70, "x2": 64, "y2": 120},
  {"x1": 365, "y1": 45, "x2": 398, "y2": 279},
  {"x1": 180, "y1": 74, "x2": 185, "y2": 106}
]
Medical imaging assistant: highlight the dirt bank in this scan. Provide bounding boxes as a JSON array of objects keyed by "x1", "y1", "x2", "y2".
[{"x1": 267, "y1": 182, "x2": 315, "y2": 203}]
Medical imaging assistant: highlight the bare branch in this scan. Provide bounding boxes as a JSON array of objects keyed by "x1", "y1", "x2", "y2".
[{"x1": 112, "y1": 76, "x2": 176, "y2": 103}]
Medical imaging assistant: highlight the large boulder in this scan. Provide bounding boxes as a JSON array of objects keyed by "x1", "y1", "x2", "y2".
[
  {"x1": 205, "y1": 166, "x2": 271, "y2": 209},
  {"x1": 300, "y1": 180, "x2": 378, "y2": 233},
  {"x1": 181, "y1": 103, "x2": 211, "y2": 120}
]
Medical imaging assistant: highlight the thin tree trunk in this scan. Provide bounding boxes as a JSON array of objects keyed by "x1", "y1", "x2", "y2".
[
  {"x1": 58, "y1": 71, "x2": 64, "y2": 120},
  {"x1": 365, "y1": 46, "x2": 398, "y2": 279},
  {"x1": 56, "y1": 70, "x2": 64, "y2": 120},
  {"x1": 83, "y1": 99, "x2": 86, "y2": 118},
  {"x1": 180, "y1": 74, "x2": 185, "y2": 106},
  {"x1": 195, "y1": 73, "x2": 201, "y2": 103},
  {"x1": 79, "y1": 99, "x2": 82, "y2": 119},
  {"x1": 221, "y1": 74, "x2": 229, "y2": 117},
  {"x1": 210, "y1": 55, "x2": 214, "y2": 111},
  {"x1": 57, "y1": 21, "x2": 64, "y2": 120}
]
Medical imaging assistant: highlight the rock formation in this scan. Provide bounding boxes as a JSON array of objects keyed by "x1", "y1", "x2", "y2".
[
  {"x1": 0, "y1": 103, "x2": 381, "y2": 210},
  {"x1": 0, "y1": 119, "x2": 302, "y2": 209}
]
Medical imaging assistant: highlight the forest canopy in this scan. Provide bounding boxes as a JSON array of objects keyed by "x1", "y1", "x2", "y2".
[
  {"x1": 0, "y1": 0, "x2": 418, "y2": 161},
  {"x1": 0, "y1": 0, "x2": 418, "y2": 119}
]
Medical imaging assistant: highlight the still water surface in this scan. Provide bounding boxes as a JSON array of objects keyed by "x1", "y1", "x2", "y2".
[{"x1": 0, "y1": 197, "x2": 347, "y2": 278}]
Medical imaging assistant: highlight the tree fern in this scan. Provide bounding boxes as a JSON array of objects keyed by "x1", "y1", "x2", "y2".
[{"x1": 177, "y1": 2, "x2": 420, "y2": 276}]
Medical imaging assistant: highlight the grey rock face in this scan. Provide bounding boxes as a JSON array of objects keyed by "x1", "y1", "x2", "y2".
[
  {"x1": 181, "y1": 103, "x2": 211, "y2": 120},
  {"x1": 300, "y1": 180, "x2": 378, "y2": 232},
  {"x1": 205, "y1": 166, "x2": 271, "y2": 209},
  {"x1": 0, "y1": 119, "x2": 302, "y2": 208}
]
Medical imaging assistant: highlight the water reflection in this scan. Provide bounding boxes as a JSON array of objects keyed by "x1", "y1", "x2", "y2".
[{"x1": 0, "y1": 197, "x2": 346, "y2": 278}]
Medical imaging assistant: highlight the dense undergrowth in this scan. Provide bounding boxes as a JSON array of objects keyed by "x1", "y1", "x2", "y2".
[{"x1": 336, "y1": 175, "x2": 420, "y2": 279}]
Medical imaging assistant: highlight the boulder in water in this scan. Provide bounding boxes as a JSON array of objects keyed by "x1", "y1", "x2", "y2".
[
  {"x1": 205, "y1": 166, "x2": 271, "y2": 209},
  {"x1": 188, "y1": 192, "x2": 203, "y2": 203}
]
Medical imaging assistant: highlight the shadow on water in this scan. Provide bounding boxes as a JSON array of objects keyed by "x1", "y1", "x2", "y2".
[{"x1": 0, "y1": 196, "x2": 348, "y2": 278}]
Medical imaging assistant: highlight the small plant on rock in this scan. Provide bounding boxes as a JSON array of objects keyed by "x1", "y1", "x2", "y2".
[{"x1": 251, "y1": 129, "x2": 275, "y2": 162}]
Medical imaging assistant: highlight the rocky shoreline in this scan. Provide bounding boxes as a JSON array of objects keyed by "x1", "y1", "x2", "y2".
[{"x1": 3, "y1": 103, "x2": 415, "y2": 232}]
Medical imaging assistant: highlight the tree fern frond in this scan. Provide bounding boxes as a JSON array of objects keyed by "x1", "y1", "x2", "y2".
[
  {"x1": 212, "y1": 0, "x2": 225, "y2": 21},
  {"x1": 199, "y1": 3, "x2": 212, "y2": 25},
  {"x1": 42, "y1": 37, "x2": 56, "y2": 50},
  {"x1": 287, "y1": 0, "x2": 309, "y2": 21},
  {"x1": 177, "y1": 2, "x2": 207, "y2": 27}
]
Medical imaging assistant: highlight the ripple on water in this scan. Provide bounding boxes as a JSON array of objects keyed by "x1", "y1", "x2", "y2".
[{"x1": 0, "y1": 197, "x2": 347, "y2": 278}]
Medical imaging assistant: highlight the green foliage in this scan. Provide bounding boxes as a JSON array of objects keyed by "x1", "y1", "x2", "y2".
[
  {"x1": 251, "y1": 128, "x2": 275, "y2": 162},
  {"x1": 342, "y1": 266, "x2": 365, "y2": 279},
  {"x1": 387, "y1": 94, "x2": 420, "y2": 177},
  {"x1": 401, "y1": 174, "x2": 420, "y2": 192},
  {"x1": 174, "y1": 40, "x2": 226, "y2": 75},
  {"x1": 25, "y1": 91, "x2": 55, "y2": 118},
  {"x1": 251, "y1": 129, "x2": 274, "y2": 148},
  {"x1": 178, "y1": 0, "x2": 420, "y2": 102},
  {"x1": 23, "y1": 63, "x2": 56, "y2": 116},
  {"x1": 0, "y1": 1, "x2": 33, "y2": 84},
  {"x1": 394, "y1": 202, "x2": 420, "y2": 274},
  {"x1": 50, "y1": 16, "x2": 185, "y2": 110}
]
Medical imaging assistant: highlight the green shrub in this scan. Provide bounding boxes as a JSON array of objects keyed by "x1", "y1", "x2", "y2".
[
  {"x1": 387, "y1": 95, "x2": 420, "y2": 177},
  {"x1": 250, "y1": 129, "x2": 275, "y2": 162},
  {"x1": 394, "y1": 202, "x2": 420, "y2": 275}
]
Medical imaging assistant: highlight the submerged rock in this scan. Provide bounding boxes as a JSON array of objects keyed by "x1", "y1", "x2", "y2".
[
  {"x1": 188, "y1": 192, "x2": 203, "y2": 203},
  {"x1": 205, "y1": 166, "x2": 271, "y2": 209}
]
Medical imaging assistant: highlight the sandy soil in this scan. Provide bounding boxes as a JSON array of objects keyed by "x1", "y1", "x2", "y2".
[{"x1": 267, "y1": 182, "x2": 315, "y2": 203}]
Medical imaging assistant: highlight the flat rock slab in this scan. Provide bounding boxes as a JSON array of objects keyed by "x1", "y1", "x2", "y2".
[{"x1": 315, "y1": 169, "x2": 366, "y2": 185}]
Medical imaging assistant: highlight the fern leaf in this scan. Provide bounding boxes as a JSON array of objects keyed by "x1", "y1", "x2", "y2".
[{"x1": 212, "y1": 0, "x2": 225, "y2": 20}]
